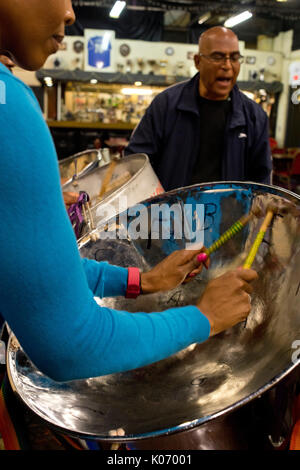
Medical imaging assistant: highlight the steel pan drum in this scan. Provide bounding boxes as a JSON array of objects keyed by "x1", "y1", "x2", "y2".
[
  {"x1": 62, "y1": 153, "x2": 164, "y2": 239},
  {"x1": 59, "y1": 149, "x2": 104, "y2": 182},
  {"x1": 6, "y1": 182, "x2": 300, "y2": 449}
]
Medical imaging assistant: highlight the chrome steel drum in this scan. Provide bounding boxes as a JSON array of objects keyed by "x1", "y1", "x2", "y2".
[
  {"x1": 6, "y1": 182, "x2": 300, "y2": 449},
  {"x1": 62, "y1": 153, "x2": 164, "y2": 240},
  {"x1": 59, "y1": 148, "x2": 104, "y2": 182}
]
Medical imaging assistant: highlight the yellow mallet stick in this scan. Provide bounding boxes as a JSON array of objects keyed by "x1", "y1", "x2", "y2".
[{"x1": 243, "y1": 210, "x2": 274, "y2": 269}]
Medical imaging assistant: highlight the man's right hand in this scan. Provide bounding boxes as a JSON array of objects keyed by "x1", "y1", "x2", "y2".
[{"x1": 197, "y1": 268, "x2": 258, "y2": 336}]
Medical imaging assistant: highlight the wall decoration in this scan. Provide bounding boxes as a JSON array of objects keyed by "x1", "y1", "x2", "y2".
[
  {"x1": 246, "y1": 56, "x2": 256, "y2": 65},
  {"x1": 73, "y1": 40, "x2": 84, "y2": 54},
  {"x1": 120, "y1": 44, "x2": 130, "y2": 57},
  {"x1": 165, "y1": 47, "x2": 174, "y2": 56}
]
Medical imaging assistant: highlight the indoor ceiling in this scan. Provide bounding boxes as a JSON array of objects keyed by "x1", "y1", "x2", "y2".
[
  {"x1": 72, "y1": 0, "x2": 300, "y2": 19},
  {"x1": 71, "y1": 1, "x2": 300, "y2": 44}
]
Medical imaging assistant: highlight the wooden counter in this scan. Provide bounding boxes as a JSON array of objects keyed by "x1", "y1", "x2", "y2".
[{"x1": 47, "y1": 120, "x2": 136, "y2": 130}]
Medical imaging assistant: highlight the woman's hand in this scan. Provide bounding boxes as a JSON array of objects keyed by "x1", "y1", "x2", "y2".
[
  {"x1": 196, "y1": 268, "x2": 258, "y2": 336},
  {"x1": 140, "y1": 248, "x2": 208, "y2": 294},
  {"x1": 63, "y1": 191, "x2": 80, "y2": 209}
]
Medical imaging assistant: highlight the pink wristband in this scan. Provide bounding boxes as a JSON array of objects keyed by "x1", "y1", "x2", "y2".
[{"x1": 125, "y1": 267, "x2": 141, "y2": 299}]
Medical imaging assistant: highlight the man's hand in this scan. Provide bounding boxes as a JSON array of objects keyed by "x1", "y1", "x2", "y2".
[
  {"x1": 197, "y1": 268, "x2": 258, "y2": 336},
  {"x1": 141, "y1": 249, "x2": 208, "y2": 294}
]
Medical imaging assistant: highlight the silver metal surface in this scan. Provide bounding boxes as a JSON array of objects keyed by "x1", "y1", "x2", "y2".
[
  {"x1": 59, "y1": 148, "x2": 103, "y2": 182},
  {"x1": 62, "y1": 153, "x2": 164, "y2": 239},
  {"x1": 6, "y1": 182, "x2": 300, "y2": 446}
]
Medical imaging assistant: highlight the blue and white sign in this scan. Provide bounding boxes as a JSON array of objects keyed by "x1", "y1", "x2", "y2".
[{"x1": 84, "y1": 29, "x2": 116, "y2": 72}]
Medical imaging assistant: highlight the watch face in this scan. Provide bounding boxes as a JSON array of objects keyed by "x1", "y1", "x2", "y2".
[
  {"x1": 165, "y1": 47, "x2": 174, "y2": 56},
  {"x1": 120, "y1": 44, "x2": 130, "y2": 57},
  {"x1": 267, "y1": 56, "x2": 276, "y2": 66},
  {"x1": 73, "y1": 40, "x2": 84, "y2": 54}
]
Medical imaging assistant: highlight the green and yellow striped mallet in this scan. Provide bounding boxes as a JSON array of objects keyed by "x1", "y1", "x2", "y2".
[
  {"x1": 243, "y1": 209, "x2": 274, "y2": 269},
  {"x1": 194, "y1": 213, "x2": 253, "y2": 269},
  {"x1": 205, "y1": 212, "x2": 253, "y2": 257}
]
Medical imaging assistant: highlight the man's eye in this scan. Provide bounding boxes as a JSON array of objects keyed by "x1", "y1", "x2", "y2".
[
  {"x1": 211, "y1": 54, "x2": 223, "y2": 60},
  {"x1": 230, "y1": 54, "x2": 240, "y2": 61}
]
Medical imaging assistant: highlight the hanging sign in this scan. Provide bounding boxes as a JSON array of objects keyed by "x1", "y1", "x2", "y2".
[{"x1": 84, "y1": 29, "x2": 116, "y2": 72}]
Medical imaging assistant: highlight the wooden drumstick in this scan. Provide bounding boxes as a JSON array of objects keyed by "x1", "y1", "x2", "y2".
[
  {"x1": 99, "y1": 160, "x2": 117, "y2": 198},
  {"x1": 243, "y1": 209, "x2": 274, "y2": 269}
]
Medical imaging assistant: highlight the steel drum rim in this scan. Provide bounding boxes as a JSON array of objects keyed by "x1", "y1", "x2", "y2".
[
  {"x1": 60, "y1": 148, "x2": 102, "y2": 185},
  {"x1": 126, "y1": 179, "x2": 300, "y2": 210},
  {"x1": 61, "y1": 153, "x2": 151, "y2": 194},
  {"x1": 161, "y1": 180, "x2": 300, "y2": 200},
  {"x1": 6, "y1": 334, "x2": 300, "y2": 442},
  {"x1": 59, "y1": 148, "x2": 101, "y2": 166}
]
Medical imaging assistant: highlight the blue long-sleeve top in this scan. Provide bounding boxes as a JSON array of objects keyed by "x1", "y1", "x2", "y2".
[{"x1": 0, "y1": 63, "x2": 210, "y2": 382}]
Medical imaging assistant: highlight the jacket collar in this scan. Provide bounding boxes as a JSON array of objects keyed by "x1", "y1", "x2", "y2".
[
  {"x1": 177, "y1": 72, "x2": 246, "y2": 128},
  {"x1": 176, "y1": 73, "x2": 200, "y2": 115}
]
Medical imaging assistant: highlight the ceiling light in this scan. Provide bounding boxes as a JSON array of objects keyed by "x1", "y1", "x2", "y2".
[
  {"x1": 90, "y1": 79, "x2": 98, "y2": 84},
  {"x1": 109, "y1": 1, "x2": 126, "y2": 19},
  {"x1": 224, "y1": 10, "x2": 253, "y2": 28},
  {"x1": 134, "y1": 81, "x2": 142, "y2": 86}
]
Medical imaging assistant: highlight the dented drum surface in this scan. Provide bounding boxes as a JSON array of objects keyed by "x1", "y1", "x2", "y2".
[{"x1": 6, "y1": 182, "x2": 300, "y2": 449}]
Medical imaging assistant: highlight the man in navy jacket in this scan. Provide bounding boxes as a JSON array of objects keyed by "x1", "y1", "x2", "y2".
[{"x1": 125, "y1": 27, "x2": 272, "y2": 191}]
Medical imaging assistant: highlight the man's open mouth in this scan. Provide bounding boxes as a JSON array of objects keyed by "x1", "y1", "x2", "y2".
[{"x1": 216, "y1": 77, "x2": 232, "y2": 83}]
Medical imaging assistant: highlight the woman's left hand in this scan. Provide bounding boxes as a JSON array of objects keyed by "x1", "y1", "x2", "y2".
[
  {"x1": 140, "y1": 248, "x2": 209, "y2": 294},
  {"x1": 63, "y1": 191, "x2": 80, "y2": 208}
]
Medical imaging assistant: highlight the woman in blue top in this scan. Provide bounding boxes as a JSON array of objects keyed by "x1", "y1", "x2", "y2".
[{"x1": 0, "y1": 0, "x2": 257, "y2": 382}]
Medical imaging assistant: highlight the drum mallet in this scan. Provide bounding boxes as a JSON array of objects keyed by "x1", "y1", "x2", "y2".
[
  {"x1": 205, "y1": 212, "x2": 254, "y2": 257},
  {"x1": 243, "y1": 209, "x2": 274, "y2": 269},
  {"x1": 242, "y1": 208, "x2": 274, "y2": 327},
  {"x1": 188, "y1": 212, "x2": 253, "y2": 276}
]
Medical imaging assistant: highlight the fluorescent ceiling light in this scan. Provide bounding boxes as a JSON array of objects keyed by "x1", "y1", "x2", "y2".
[
  {"x1": 224, "y1": 10, "x2": 252, "y2": 28},
  {"x1": 121, "y1": 88, "x2": 153, "y2": 95},
  {"x1": 109, "y1": 1, "x2": 126, "y2": 19}
]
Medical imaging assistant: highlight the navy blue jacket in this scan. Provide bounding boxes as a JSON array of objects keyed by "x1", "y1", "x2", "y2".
[{"x1": 125, "y1": 73, "x2": 272, "y2": 191}]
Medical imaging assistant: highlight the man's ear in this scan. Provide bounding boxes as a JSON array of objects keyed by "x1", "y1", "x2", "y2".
[{"x1": 194, "y1": 53, "x2": 200, "y2": 70}]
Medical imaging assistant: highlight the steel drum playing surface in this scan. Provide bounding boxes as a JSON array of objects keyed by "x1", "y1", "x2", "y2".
[{"x1": 7, "y1": 182, "x2": 300, "y2": 442}]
